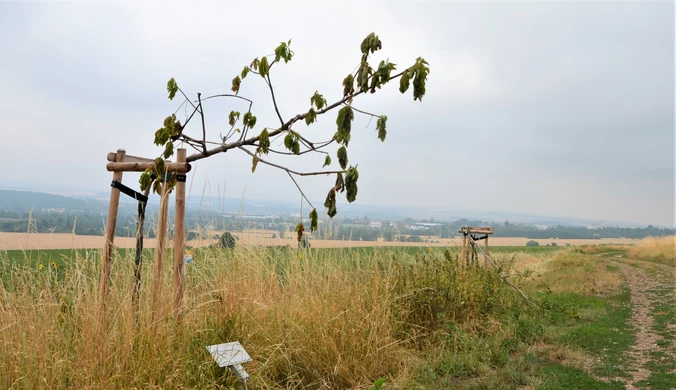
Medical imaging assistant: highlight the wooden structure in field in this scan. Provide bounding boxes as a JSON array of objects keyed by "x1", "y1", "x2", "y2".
[
  {"x1": 100, "y1": 148, "x2": 191, "y2": 319},
  {"x1": 458, "y1": 226, "x2": 494, "y2": 267}
]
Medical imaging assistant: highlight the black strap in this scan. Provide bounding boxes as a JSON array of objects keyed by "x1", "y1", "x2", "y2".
[
  {"x1": 158, "y1": 173, "x2": 187, "y2": 183},
  {"x1": 111, "y1": 181, "x2": 148, "y2": 203}
]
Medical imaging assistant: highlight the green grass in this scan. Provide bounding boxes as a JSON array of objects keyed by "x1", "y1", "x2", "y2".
[
  {"x1": 537, "y1": 363, "x2": 625, "y2": 389},
  {"x1": 406, "y1": 285, "x2": 635, "y2": 389},
  {"x1": 552, "y1": 289, "x2": 634, "y2": 379}
]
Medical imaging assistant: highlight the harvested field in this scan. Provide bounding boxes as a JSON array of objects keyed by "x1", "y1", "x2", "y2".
[{"x1": 0, "y1": 231, "x2": 640, "y2": 250}]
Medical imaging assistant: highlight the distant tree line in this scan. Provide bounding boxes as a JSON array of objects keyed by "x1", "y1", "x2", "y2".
[{"x1": 1, "y1": 210, "x2": 673, "y2": 240}]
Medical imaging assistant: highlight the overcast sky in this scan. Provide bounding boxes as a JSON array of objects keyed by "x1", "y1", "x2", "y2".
[{"x1": 0, "y1": 1, "x2": 673, "y2": 227}]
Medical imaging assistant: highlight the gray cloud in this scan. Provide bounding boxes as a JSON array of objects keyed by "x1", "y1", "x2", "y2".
[{"x1": 0, "y1": 1, "x2": 673, "y2": 226}]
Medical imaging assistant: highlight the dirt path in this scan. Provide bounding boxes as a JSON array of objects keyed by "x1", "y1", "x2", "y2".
[{"x1": 612, "y1": 259, "x2": 675, "y2": 389}]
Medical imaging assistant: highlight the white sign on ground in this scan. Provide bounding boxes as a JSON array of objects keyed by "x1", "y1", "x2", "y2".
[{"x1": 205, "y1": 341, "x2": 252, "y2": 381}]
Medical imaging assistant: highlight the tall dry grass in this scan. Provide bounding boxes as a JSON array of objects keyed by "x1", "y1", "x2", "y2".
[
  {"x1": 0, "y1": 247, "x2": 526, "y2": 389},
  {"x1": 627, "y1": 235, "x2": 676, "y2": 266}
]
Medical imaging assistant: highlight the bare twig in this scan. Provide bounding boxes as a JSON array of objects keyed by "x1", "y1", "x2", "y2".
[
  {"x1": 261, "y1": 144, "x2": 329, "y2": 156},
  {"x1": 200, "y1": 94, "x2": 254, "y2": 106},
  {"x1": 237, "y1": 146, "x2": 345, "y2": 177},
  {"x1": 287, "y1": 171, "x2": 314, "y2": 210},
  {"x1": 197, "y1": 93, "x2": 207, "y2": 154},
  {"x1": 348, "y1": 104, "x2": 380, "y2": 118},
  {"x1": 173, "y1": 99, "x2": 188, "y2": 116},
  {"x1": 266, "y1": 74, "x2": 285, "y2": 126},
  {"x1": 178, "y1": 87, "x2": 198, "y2": 111}
]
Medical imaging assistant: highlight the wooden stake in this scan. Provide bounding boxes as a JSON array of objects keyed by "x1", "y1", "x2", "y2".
[
  {"x1": 462, "y1": 233, "x2": 468, "y2": 267},
  {"x1": 484, "y1": 235, "x2": 489, "y2": 268},
  {"x1": 173, "y1": 149, "x2": 187, "y2": 319},
  {"x1": 100, "y1": 149, "x2": 125, "y2": 308},
  {"x1": 151, "y1": 181, "x2": 170, "y2": 321}
]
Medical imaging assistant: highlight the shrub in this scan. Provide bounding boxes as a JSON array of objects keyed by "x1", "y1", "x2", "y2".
[
  {"x1": 526, "y1": 240, "x2": 539, "y2": 247},
  {"x1": 219, "y1": 231, "x2": 237, "y2": 248}
]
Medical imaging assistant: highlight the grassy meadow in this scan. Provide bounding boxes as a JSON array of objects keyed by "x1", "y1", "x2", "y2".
[{"x1": 0, "y1": 237, "x2": 674, "y2": 389}]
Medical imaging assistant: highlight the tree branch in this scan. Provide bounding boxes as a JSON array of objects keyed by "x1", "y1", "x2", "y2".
[
  {"x1": 260, "y1": 142, "x2": 330, "y2": 156},
  {"x1": 266, "y1": 74, "x2": 285, "y2": 126},
  {"x1": 185, "y1": 68, "x2": 410, "y2": 162},
  {"x1": 286, "y1": 171, "x2": 314, "y2": 211},
  {"x1": 237, "y1": 146, "x2": 345, "y2": 177},
  {"x1": 197, "y1": 93, "x2": 207, "y2": 154},
  {"x1": 178, "y1": 87, "x2": 198, "y2": 111},
  {"x1": 347, "y1": 104, "x2": 380, "y2": 118},
  {"x1": 200, "y1": 94, "x2": 254, "y2": 106}
]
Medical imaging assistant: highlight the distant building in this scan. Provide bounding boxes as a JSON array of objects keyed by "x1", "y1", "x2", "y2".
[
  {"x1": 369, "y1": 220, "x2": 382, "y2": 228},
  {"x1": 408, "y1": 223, "x2": 441, "y2": 230},
  {"x1": 42, "y1": 208, "x2": 65, "y2": 213},
  {"x1": 534, "y1": 224, "x2": 548, "y2": 230},
  {"x1": 586, "y1": 224, "x2": 602, "y2": 230}
]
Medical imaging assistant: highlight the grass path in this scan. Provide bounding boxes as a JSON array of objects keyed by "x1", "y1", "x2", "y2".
[{"x1": 607, "y1": 256, "x2": 675, "y2": 389}]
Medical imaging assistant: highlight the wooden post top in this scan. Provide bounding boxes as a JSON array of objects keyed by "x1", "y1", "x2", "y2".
[
  {"x1": 458, "y1": 226, "x2": 494, "y2": 235},
  {"x1": 106, "y1": 150, "x2": 190, "y2": 173}
]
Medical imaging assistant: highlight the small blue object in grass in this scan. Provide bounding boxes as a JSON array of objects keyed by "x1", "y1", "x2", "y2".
[{"x1": 184, "y1": 255, "x2": 192, "y2": 264}]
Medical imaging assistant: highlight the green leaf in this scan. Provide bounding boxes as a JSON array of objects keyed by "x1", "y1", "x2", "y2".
[
  {"x1": 154, "y1": 158, "x2": 166, "y2": 176},
  {"x1": 241, "y1": 67, "x2": 250, "y2": 79},
  {"x1": 274, "y1": 41, "x2": 294, "y2": 63},
  {"x1": 310, "y1": 91, "x2": 327, "y2": 110},
  {"x1": 154, "y1": 128, "x2": 169, "y2": 146},
  {"x1": 284, "y1": 131, "x2": 301, "y2": 154},
  {"x1": 376, "y1": 115, "x2": 387, "y2": 142},
  {"x1": 251, "y1": 153, "x2": 260, "y2": 173},
  {"x1": 309, "y1": 209, "x2": 318, "y2": 232},
  {"x1": 335, "y1": 106, "x2": 354, "y2": 146},
  {"x1": 139, "y1": 170, "x2": 153, "y2": 192},
  {"x1": 153, "y1": 179, "x2": 162, "y2": 195},
  {"x1": 323, "y1": 155, "x2": 331, "y2": 167},
  {"x1": 305, "y1": 108, "x2": 317, "y2": 125},
  {"x1": 163, "y1": 114, "x2": 175, "y2": 130},
  {"x1": 259, "y1": 56, "x2": 270, "y2": 77},
  {"x1": 369, "y1": 60, "x2": 396, "y2": 93},
  {"x1": 360, "y1": 32, "x2": 382, "y2": 55},
  {"x1": 251, "y1": 58, "x2": 260, "y2": 71},
  {"x1": 412, "y1": 57, "x2": 430, "y2": 101},
  {"x1": 399, "y1": 71, "x2": 411, "y2": 94},
  {"x1": 342, "y1": 74, "x2": 355, "y2": 97},
  {"x1": 335, "y1": 172, "x2": 345, "y2": 193},
  {"x1": 377, "y1": 60, "x2": 396, "y2": 84},
  {"x1": 231, "y1": 76, "x2": 241, "y2": 94},
  {"x1": 259, "y1": 128, "x2": 270, "y2": 154},
  {"x1": 345, "y1": 166, "x2": 359, "y2": 203},
  {"x1": 167, "y1": 78, "x2": 178, "y2": 100},
  {"x1": 324, "y1": 189, "x2": 337, "y2": 218},
  {"x1": 337, "y1": 146, "x2": 348, "y2": 170},
  {"x1": 243, "y1": 112, "x2": 257, "y2": 129},
  {"x1": 163, "y1": 142, "x2": 174, "y2": 159},
  {"x1": 356, "y1": 61, "x2": 373, "y2": 93},
  {"x1": 229, "y1": 111, "x2": 241, "y2": 127}
]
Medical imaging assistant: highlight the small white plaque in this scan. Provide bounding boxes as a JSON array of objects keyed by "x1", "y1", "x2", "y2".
[{"x1": 206, "y1": 341, "x2": 252, "y2": 367}]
